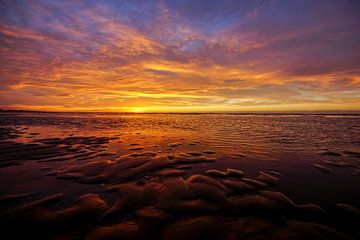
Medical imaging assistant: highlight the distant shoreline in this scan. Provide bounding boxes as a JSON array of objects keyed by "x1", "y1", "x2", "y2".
[{"x1": 1, "y1": 109, "x2": 359, "y2": 115}]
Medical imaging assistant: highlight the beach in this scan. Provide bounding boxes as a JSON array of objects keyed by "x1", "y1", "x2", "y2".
[{"x1": 0, "y1": 112, "x2": 359, "y2": 239}]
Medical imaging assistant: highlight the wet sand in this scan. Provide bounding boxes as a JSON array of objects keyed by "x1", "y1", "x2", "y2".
[{"x1": 0, "y1": 112, "x2": 359, "y2": 239}]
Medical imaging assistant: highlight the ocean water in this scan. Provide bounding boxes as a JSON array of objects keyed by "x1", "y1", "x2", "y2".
[{"x1": 0, "y1": 112, "x2": 359, "y2": 239}]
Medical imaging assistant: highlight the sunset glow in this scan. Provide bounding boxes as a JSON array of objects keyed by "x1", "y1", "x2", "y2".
[{"x1": 1, "y1": 0, "x2": 359, "y2": 112}]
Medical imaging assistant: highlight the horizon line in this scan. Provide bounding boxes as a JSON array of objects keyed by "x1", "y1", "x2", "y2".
[{"x1": 1, "y1": 109, "x2": 360, "y2": 115}]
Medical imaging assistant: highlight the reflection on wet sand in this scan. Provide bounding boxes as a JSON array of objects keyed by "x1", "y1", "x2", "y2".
[{"x1": 0, "y1": 113, "x2": 359, "y2": 239}]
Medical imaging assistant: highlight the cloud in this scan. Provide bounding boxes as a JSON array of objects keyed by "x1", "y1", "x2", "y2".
[{"x1": 0, "y1": 0, "x2": 359, "y2": 111}]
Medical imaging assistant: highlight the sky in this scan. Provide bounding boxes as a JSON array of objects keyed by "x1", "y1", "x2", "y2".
[{"x1": 0, "y1": 0, "x2": 359, "y2": 112}]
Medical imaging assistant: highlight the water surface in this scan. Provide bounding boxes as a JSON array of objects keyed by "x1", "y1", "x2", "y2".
[{"x1": 0, "y1": 112, "x2": 359, "y2": 239}]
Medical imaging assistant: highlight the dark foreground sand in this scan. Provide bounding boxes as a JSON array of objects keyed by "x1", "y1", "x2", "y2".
[{"x1": 0, "y1": 115, "x2": 360, "y2": 240}]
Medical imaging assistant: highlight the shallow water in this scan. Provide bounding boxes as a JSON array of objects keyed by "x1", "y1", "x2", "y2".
[{"x1": 0, "y1": 112, "x2": 359, "y2": 239}]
